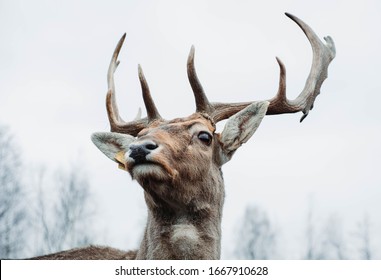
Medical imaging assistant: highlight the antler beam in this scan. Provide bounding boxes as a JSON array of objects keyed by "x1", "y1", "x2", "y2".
[
  {"x1": 188, "y1": 13, "x2": 336, "y2": 123},
  {"x1": 106, "y1": 34, "x2": 161, "y2": 136}
]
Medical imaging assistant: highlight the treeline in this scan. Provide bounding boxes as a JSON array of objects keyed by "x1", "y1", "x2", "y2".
[
  {"x1": 234, "y1": 204, "x2": 375, "y2": 260},
  {"x1": 0, "y1": 125, "x2": 95, "y2": 259}
]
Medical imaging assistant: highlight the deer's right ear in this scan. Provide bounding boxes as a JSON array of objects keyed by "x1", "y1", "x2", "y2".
[
  {"x1": 91, "y1": 132, "x2": 135, "y2": 164},
  {"x1": 218, "y1": 101, "x2": 269, "y2": 164}
]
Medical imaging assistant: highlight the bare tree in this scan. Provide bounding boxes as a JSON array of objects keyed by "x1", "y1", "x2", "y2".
[
  {"x1": 0, "y1": 124, "x2": 96, "y2": 258},
  {"x1": 235, "y1": 205, "x2": 277, "y2": 259},
  {"x1": 303, "y1": 201, "x2": 376, "y2": 260},
  {"x1": 354, "y1": 214, "x2": 373, "y2": 259},
  {"x1": 304, "y1": 197, "x2": 327, "y2": 259},
  {"x1": 318, "y1": 214, "x2": 346, "y2": 259},
  {"x1": 305, "y1": 199, "x2": 316, "y2": 259},
  {"x1": 0, "y1": 125, "x2": 29, "y2": 259},
  {"x1": 33, "y1": 164, "x2": 95, "y2": 255}
]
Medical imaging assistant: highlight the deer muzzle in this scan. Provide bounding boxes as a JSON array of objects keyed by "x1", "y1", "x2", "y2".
[{"x1": 128, "y1": 141, "x2": 158, "y2": 164}]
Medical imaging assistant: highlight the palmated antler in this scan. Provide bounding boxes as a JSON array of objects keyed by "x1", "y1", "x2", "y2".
[
  {"x1": 187, "y1": 13, "x2": 336, "y2": 123},
  {"x1": 106, "y1": 34, "x2": 161, "y2": 136}
]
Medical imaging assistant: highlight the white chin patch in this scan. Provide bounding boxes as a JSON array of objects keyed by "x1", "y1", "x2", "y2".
[{"x1": 131, "y1": 164, "x2": 168, "y2": 181}]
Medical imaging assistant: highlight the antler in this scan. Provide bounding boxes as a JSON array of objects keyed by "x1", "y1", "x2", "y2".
[
  {"x1": 187, "y1": 13, "x2": 336, "y2": 123},
  {"x1": 105, "y1": 13, "x2": 335, "y2": 135},
  {"x1": 106, "y1": 34, "x2": 161, "y2": 136},
  {"x1": 187, "y1": 46, "x2": 214, "y2": 114}
]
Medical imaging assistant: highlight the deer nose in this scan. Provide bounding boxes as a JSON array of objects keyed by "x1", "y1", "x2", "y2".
[{"x1": 128, "y1": 141, "x2": 158, "y2": 164}]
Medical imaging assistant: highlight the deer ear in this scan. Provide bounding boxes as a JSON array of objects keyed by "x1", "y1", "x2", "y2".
[
  {"x1": 91, "y1": 132, "x2": 135, "y2": 167},
  {"x1": 219, "y1": 101, "x2": 269, "y2": 164}
]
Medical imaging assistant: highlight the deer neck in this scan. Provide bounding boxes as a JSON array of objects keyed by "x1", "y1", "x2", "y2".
[{"x1": 135, "y1": 172, "x2": 225, "y2": 260}]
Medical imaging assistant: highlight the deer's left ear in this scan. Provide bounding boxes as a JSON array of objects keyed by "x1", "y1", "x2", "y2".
[{"x1": 218, "y1": 101, "x2": 269, "y2": 164}]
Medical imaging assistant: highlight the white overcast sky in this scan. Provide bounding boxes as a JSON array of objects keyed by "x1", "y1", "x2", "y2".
[{"x1": 1, "y1": 0, "x2": 380, "y2": 259}]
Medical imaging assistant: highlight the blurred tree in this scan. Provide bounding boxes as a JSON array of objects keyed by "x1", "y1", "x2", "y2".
[
  {"x1": 0, "y1": 125, "x2": 96, "y2": 258},
  {"x1": 0, "y1": 125, "x2": 29, "y2": 259},
  {"x1": 235, "y1": 205, "x2": 277, "y2": 259},
  {"x1": 305, "y1": 198, "x2": 316, "y2": 259},
  {"x1": 319, "y1": 214, "x2": 346, "y2": 259},
  {"x1": 355, "y1": 214, "x2": 372, "y2": 260},
  {"x1": 304, "y1": 197, "x2": 327, "y2": 259},
  {"x1": 33, "y1": 163, "x2": 95, "y2": 255}
]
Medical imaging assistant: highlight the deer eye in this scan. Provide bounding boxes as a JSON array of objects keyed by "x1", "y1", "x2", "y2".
[{"x1": 198, "y1": 131, "x2": 212, "y2": 146}]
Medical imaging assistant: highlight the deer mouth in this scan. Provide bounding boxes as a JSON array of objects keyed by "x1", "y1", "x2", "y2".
[
  {"x1": 127, "y1": 156, "x2": 178, "y2": 181},
  {"x1": 127, "y1": 157, "x2": 163, "y2": 172},
  {"x1": 127, "y1": 157, "x2": 160, "y2": 169},
  {"x1": 131, "y1": 161, "x2": 160, "y2": 169},
  {"x1": 129, "y1": 162, "x2": 170, "y2": 182}
]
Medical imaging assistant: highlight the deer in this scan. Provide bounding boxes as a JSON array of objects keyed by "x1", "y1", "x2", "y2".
[{"x1": 31, "y1": 13, "x2": 335, "y2": 260}]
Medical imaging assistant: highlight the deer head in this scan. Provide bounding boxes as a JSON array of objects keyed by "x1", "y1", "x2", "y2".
[
  {"x1": 90, "y1": 13, "x2": 335, "y2": 259},
  {"x1": 91, "y1": 41, "x2": 271, "y2": 209}
]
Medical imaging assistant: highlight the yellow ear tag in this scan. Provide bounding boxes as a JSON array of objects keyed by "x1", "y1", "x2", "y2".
[{"x1": 115, "y1": 151, "x2": 127, "y2": 171}]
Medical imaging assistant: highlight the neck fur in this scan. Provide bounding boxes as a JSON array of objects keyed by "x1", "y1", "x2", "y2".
[{"x1": 135, "y1": 174, "x2": 225, "y2": 260}]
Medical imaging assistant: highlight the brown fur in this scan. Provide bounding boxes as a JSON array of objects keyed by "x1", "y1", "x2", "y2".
[
  {"x1": 30, "y1": 245, "x2": 137, "y2": 260},
  {"x1": 128, "y1": 114, "x2": 224, "y2": 259}
]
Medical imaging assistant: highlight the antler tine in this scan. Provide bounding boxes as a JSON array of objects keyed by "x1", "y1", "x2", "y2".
[
  {"x1": 207, "y1": 13, "x2": 335, "y2": 123},
  {"x1": 187, "y1": 46, "x2": 213, "y2": 114},
  {"x1": 106, "y1": 33, "x2": 126, "y2": 126},
  {"x1": 138, "y1": 65, "x2": 162, "y2": 121},
  {"x1": 105, "y1": 34, "x2": 149, "y2": 136}
]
